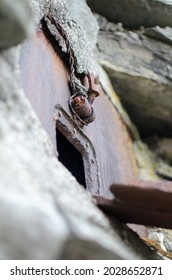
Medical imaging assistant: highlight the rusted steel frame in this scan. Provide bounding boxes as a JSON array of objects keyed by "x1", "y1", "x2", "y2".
[
  {"x1": 111, "y1": 181, "x2": 172, "y2": 211},
  {"x1": 95, "y1": 195, "x2": 172, "y2": 229},
  {"x1": 94, "y1": 180, "x2": 172, "y2": 229},
  {"x1": 20, "y1": 30, "x2": 141, "y2": 198},
  {"x1": 55, "y1": 105, "x2": 101, "y2": 195}
]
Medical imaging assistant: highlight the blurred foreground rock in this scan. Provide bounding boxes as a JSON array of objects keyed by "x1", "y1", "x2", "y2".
[{"x1": 0, "y1": 0, "x2": 34, "y2": 49}]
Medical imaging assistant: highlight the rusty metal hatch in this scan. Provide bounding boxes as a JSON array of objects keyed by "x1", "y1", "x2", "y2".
[
  {"x1": 20, "y1": 27, "x2": 172, "y2": 232},
  {"x1": 20, "y1": 31, "x2": 138, "y2": 199}
]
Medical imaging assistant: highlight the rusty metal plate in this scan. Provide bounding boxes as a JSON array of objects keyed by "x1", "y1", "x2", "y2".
[
  {"x1": 20, "y1": 31, "x2": 71, "y2": 148},
  {"x1": 84, "y1": 90, "x2": 139, "y2": 198},
  {"x1": 111, "y1": 180, "x2": 172, "y2": 211},
  {"x1": 20, "y1": 31, "x2": 139, "y2": 199},
  {"x1": 20, "y1": 28, "x2": 172, "y2": 233}
]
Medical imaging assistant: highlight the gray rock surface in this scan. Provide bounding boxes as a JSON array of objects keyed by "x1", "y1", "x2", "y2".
[
  {"x1": 96, "y1": 15, "x2": 172, "y2": 137},
  {"x1": 29, "y1": 0, "x2": 97, "y2": 74},
  {"x1": 0, "y1": 0, "x2": 34, "y2": 49},
  {"x1": 133, "y1": 140, "x2": 172, "y2": 180},
  {"x1": 148, "y1": 228, "x2": 172, "y2": 253},
  {"x1": 146, "y1": 137, "x2": 172, "y2": 164},
  {"x1": 65, "y1": 0, "x2": 99, "y2": 50},
  {"x1": 145, "y1": 26, "x2": 172, "y2": 46},
  {"x1": 0, "y1": 0, "x2": 162, "y2": 260},
  {"x1": 87, "y1": 0, "x2": 172, "y2": 29},
  {"x1": 145, "y1": 136, "x2": 172, "y2": 180}
]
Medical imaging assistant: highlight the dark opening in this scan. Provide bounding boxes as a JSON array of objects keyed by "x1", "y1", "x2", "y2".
[{"x1": 56, "y1": 129, "x2": 86, "y2": 188}]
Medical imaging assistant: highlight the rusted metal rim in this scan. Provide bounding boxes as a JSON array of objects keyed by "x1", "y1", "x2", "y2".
[{"x1": 55, "y1": 104, "x2": 101, "y2": 195}]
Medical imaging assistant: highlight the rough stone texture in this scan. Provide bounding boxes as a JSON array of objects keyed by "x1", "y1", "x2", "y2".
[
  {"x1": 29, "y1": 0, "x2": 97, "y2": 74},
  {"x1": 133, "y1": 141, "x2": 160, "y2": 181},
  {"x1": 0, "y1": 0, "x2": 34, "y2": 49},
  {"x1": 87, "y1": 0, "x2": 172, "y2": 29},
  {"x1": 143, "y1": 136, "x2": 172, "y2": 179},
  {"x1": 98, "y1": 66, "x2": 140, "y2": 141},
  {"x1": 96, "y1": 15, "x2": 172, "y2": 137},
  {"x1": 65, "y1": 0, "x2": 99, "y2": 50},
  {"x1": 0, "y1": 0, "x2": 163, "y2": 260},
  {"x1": 148, "y1": 228, "x2": 172, "y2": 253},
  {"x1": 145, "y1": 26, "x2": 172, "y2": 46},
  {"x1": 146, "y1": 137, "x2": 172, "y2": 164},
  {"x1": 133, "y1": 140, "x2": 172, "y2": 180}
]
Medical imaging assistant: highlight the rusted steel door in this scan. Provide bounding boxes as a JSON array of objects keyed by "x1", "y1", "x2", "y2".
[
  {"x1": 20, "y1": 30, "x2": 172, "y2": 231},
  {"x1": 20, "y1": 31, "x2": 139, "y2": 199}
]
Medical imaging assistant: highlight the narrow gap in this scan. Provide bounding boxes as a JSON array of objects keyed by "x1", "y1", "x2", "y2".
[{"x1": 56, "y1": 129, "x2": 87, "y2": 189}]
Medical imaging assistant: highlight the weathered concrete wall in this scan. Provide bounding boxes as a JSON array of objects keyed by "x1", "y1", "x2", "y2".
[{"x1": 0, "y1": 0, "x2": 162, "y2": 259}]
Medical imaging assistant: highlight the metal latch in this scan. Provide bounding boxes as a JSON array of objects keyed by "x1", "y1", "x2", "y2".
[{"x1": 69, "y1": 73, "x2": 101, "y2": 125}]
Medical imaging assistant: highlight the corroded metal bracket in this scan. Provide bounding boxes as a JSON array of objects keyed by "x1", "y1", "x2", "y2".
[
  {"x1": 95, "y1": 180, "x2": 172, "y2": 229},
  {"x1": 54, "y1": 104, "x2": 101, "y2": 195}
]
